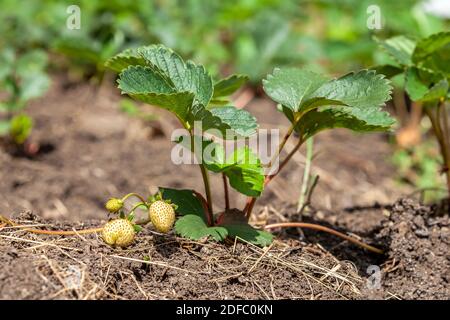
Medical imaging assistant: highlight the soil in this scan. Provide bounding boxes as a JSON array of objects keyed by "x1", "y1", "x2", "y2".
[
  {"x1": 0, "y1": 75, "x2": 448, "y2": 300},
  {"x1": 1, "y1": 198, "x2": 448, "y2": 300}
]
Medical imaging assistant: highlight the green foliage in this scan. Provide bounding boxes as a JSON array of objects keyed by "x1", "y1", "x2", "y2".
[
  {"x1": 0, "y1": 48, "x2": 50, "y2": 144},
  {"x1": 110, "y1": 44, "x2": 258, "y2": 139},
  {"x1": 213, "y1": 74, "x2": 249, "y2": 99},
  {"x1": 376, "y1": 31, "x2": 450, "y2": 199},
  {"x1": 109, "y1": 44, "x2": 397, "y2": 245},
  {"x1": 204, "y1": 145, "x2": 264, "y2": 197},
  {"x1": 375, "y1": 35, "x2": 416, "y2": 66},
  {"x1": 9, "y1": 115, "x2": 33, "y2": 145},
  {"x1": 392, "y1": 141, "x2": 446, "y2": 202},
  {"x1": 109, "y1": 45, "x2": 266, "y2": 244},
  {"x1": 376, "y1": 31, "x2": 450, "y2": 102},
  {"x1": 3, "y1": 0, "x2": 447, "y2": 83},
  {"x1": 263, "y1": 67, "x2": 395, "y2": 140},
  {"x1": 160, "y1": 187, "x2": 271, "y2": 246}
]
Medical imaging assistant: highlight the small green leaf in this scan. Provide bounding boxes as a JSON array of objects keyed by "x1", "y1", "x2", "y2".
[
  {"x1": 371, "y1": 64, "x2": 404, "y2": 79},
  {"x1": 263, "y1": 67, "x2": 327, "y2": 112},
  {"x1": 296, "y1": 108, "x2": 392, "y2": 141},
  {"x1": 188, "y1": 104, "x2": 257, "y2": 139},
  {"x1": 422, "y1": 80, "x2": 449, "y2": 102},
  {"x1": 159, "y1": 188, "x2": 204, "y2": 217},
  {"x1": 9, "y1": 114, "x2": 32, "y2": 144},
  {"x1": 208, "y1": 98, "x2": 230, "y2": 106},
  {"x1": 118, "y1": 65, "x2": 194, "y2": 120},
  {"x1": 405, "y1": 67, "x2": 431, "y2": 101},
  {"x1": 375, "y1": 35, "x2": 416, "y2": 66},
  {"x1": 105, "y1": 48, "x2": 146, "y2": 73},
  {"x1": 138, "y1": 45, "x2": 213, "y2": 106},
  {"x1": 175, "y1": 215, "x2": 228, "y2": 241},
  {"x1": 405, "y1": 67, "x2": 448, "y2": 102},
  {"x1": 118, "y1": 65, "x2": 175, "y2": 94},
  {"x1": 412, "y1": 31, "x2": 450, "y2": 64},
  {"x1": 133, "y1": 225, "x2": 143, "y2": 233},
  {"x1": 309, "y1": 70, "x2": 393, "y2": 127},
  {"x1": 223, "y1": 224, "x2": 273, "y2": 247},
  {"x1": 205, "y1": 146, "x2": 264, "y2": 197},
  {"x1": 213, "y1": 74, "x2": 248, "y2": 98},
  {"x1": 178, "y1": 137, "x2": 264, "y2": 196},
  {"x1": 209, "y1": 106, "x2": 258, "y2": 137}
]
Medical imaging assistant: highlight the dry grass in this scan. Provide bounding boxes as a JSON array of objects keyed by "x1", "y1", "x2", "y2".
[{"x1": 0, "y1": 214, "x2": 365, "y2": 300}]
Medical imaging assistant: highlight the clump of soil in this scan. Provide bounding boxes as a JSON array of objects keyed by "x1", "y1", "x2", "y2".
[{"x1": 370, "y1": 198, "x2": 450, "y2": 299}]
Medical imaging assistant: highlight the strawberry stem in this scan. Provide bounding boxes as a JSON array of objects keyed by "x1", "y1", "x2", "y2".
[
  {"x1": 222, "y1": 173, "x2": 230, "y2": 210},
  {"x1": 245, "y1": 136, "x2": 304, "y2": 219},
  {"x1": 128, "y1": 202, "x2": 149, "y2": 215},
  {"x1": 194, "y1": 191, "x2": 213, "y2": 226},
  {"x1": 122, "y1": 193, "x2": 148, "y2": 205},
  {"x1": 265, "y1": 222, "x2": 384, "y2": 254}
]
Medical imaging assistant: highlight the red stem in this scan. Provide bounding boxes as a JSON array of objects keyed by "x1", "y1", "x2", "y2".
[
  {"x1": 194, "y1": 191, "x2": 213, "y2": 226},
  {"x1": 265, "y1": 222, "x2": 383, "y2": 254}
]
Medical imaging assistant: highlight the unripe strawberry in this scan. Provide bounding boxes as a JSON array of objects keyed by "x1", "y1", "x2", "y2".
[
  {"x1": 105, "y1": 198, "x2": 124, "y2": 213},
  {"x1": 149, "y1": 200, "x2": 176, "y2": 233},
  {"x1": 102, "y1": 219, "x2": 135, "y2": 247}
]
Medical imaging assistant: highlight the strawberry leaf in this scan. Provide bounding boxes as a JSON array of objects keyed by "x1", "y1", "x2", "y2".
[
  {"x1": 371, "y1": 65, "x2": 404, "y2": 79},
  {"x1": 223, "y1": 224, "x2": 273, "y2": 247},
  {"x1": 118, "y1": 65, "x2": 195, "y2": 120},
  {"x1": 159, "y1": 187, "x2": 204, "y2": 217},
  {"x1": 209, "y1": 106, "x2": 258, "y2": 137},
  {"x1": 375, "y1": 35, "x2": 416, "y2": 66},
  {"x1": 187, "y1": 104, "x2": 257, "y2": 138},
  {"x1": 113, "y1": 45, "x2": 255, "y2": 138},
  {"x1": 159, "y1": 187, "x2": 228, "y2": 241},
  {"x1": 205, "y1": 146, "x2": 264, "y2": 197},
  {"x1": 213, "y1": 74, "x2": 248, "y2": 99},
  {"x1": 104, "y1": 48, "x2": 145, "y2": 73},
  {"x1": 175, "y1": 215, "x2": 228, "y2": 241},
  {"x1": 263, "y1": 68, "x2": 327, "y2": 112},
  {"x1": 264, "y1": 68, "x2": 395, "y2": 138},
  {"x1": 296, "y1": 108, "x2": 392, "y2": 141},
  {"x1": 405, "y1": 67, "x2": 448, "y2": 102},
  {"x1": 309, "y1": 70, "x2": 393, "y2": 126},
  {"x1": 176, "y1": 137, "x2": 264, "y2": 197},
  {"x1": 138, "y1": 45, "x2": 213, "y2": 106},
  {"x1": 414, "y1": 32, "x2": 450, "y2": 78},
  {"x1": 412, "y1": 31, "x2": 450, "y2": 64}
]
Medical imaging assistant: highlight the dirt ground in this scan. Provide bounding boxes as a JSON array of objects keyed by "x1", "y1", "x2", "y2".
[
  {"x1": 0, "y1": 199, "x2": 448, "y2": 300},
  {"x1": 0, "y1": 75, "x2": 448, "y2": 300}
]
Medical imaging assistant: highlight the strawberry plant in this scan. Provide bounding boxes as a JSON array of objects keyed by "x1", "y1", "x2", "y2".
[
  {"x1": 102, "y1": 44, "x2": 394, "y2": 249},
  {"x1": 375, "y1": 31, "x2": 450, "y2": 198},
  {"x1": 0, "y1": 48, "x2": 50, "y2": 151}
]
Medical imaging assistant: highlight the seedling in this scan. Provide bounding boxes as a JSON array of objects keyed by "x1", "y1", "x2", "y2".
[
  {"x1": 0, "y1": 48, "x2": 50, "y2": 151},
  {"x1": 374, "y1": 31, "x2": 450, "y2": 198},
  {"x1": 101, "y1": 44, "x2": 393, "y2": 251},
  {"x1": 0, "y1": 45, "x2": 393, "y2": 253}
]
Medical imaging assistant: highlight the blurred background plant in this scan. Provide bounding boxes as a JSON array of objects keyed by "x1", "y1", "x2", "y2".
[
  {"x1": 1, "y1": 0, "x2": 447, "y2": 81},
  {"x1": 0, "y1": 48, "x2": 50, "y2": 148}
]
